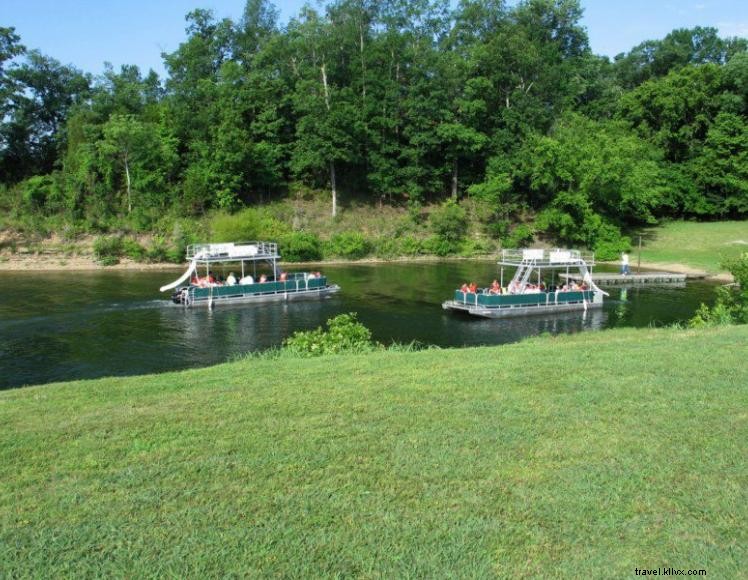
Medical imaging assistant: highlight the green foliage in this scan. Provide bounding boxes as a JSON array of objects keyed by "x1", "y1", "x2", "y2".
[
  {"x1": 422, "y1": 235, "x2": 459, "y2": 257},
  {"x1": 92, "y1": 236, "x2": 123, "y2": 265},
  {"x1": 211, "y1": 209, "x2": 263, "y2": 242},
  {"x1": 593, "y1": 223, "x2": 632, "y2": 261},
  {"x1": 459, "y1": 237, "x2": 495, "y2": 257},
  {"x1": 327, "y1": 231, "x2": 371, "y2": 260},
  {"x1": 690, "y1": 253, "x2": 748, "y2": 327},
  {"x1": 429, "y1": 199, "x2": 467, "y2": 246},
  {"x1": 121, "y1": 237, "x2": 146, "y2": 261},
  {"x1": 279, "y1": 232, "x2": 322, "y2": 262},
  {"x1": 282, "y1": 313, "x2": 376, "y2": 357},
  {"x1": 503, "y1": 224, "x2": 535, "y2": 249}
]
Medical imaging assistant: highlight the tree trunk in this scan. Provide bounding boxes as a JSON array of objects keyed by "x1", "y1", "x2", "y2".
[
  {"x1": 330, "y1": 161, "x2": 337, "y2": 218},
  {"x1": 451, "y1": 158, "x2": 458, "y2": 199},
  {"x1": 321, "y1": 63, "x2": 337, "y2": 217},
  {"x1": 124, "y1": 154, "x2": 132, "y2": 213}
]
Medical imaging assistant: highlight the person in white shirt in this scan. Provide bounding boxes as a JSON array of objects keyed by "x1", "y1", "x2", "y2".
[
  {"x1": 621, "y1": 252, "x2": 630, "y2": 276},
  {"x1": 239, "y1": 275, "x2": 254, "y2": 285},
  {"x1": 226, "y1": 272, "x2": 237, "y2": 286}
]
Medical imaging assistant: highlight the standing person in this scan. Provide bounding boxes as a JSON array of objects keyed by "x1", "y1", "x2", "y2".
[{"x1": 621, "y1": 252, "x2": 630, "y2": 276}]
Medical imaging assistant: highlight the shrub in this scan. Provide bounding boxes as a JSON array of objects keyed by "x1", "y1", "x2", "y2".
[
  {"x1": 593, "y1": 223, "x2": 631, "y2": 261},
  {"x1": 422, "y1": 235, "x2": 459, "y2": 257},
  {"x1": 122, "y1": 238, "x2": 146, "y2": 261},
  {"x1": 429, "y1": 199, "x2": 467, "y2": 243},
  {"x1": 145, "y1": 236, "x2": 171, "y2": 263},
  {"x1": 373, "y1": 237, "x2": 399, "y2": 260},
  {"x1": 93, "y1": 236, "x2": 123, "y2": 265},
  {"x1": 503, "y1": 224, "x2": 535, "y2": 248},
  {"x1": 280, "y1": 232, "x2": 323, "y2": 262},
  {"x1": 459, "y1": 237, "x2": 495, "y2": 257},
  {"x1": 399, "y1": 235, "x2": 423, "y2": 256},
  {"x1": 211, "y1": 209, "x2": 263, "y2": 242},
  {"x1": 690, "y1": 253, "x2": 748, "y2": 327},
  {"x1": 283, "y1": 313, "x2": 376, "y2": 357},
  {"x1": 328, "y1": 231, "x2": 371, "y2": 260}
]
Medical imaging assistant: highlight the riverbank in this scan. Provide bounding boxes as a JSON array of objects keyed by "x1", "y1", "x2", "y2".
[
  {"x1": 1, "y1": 218, "x2": 744, "y2": 281},
  {"x1": 1, "y1": 324, "x2": 745, "y2": 576},
  {"x1": 0, "y1": 248, "x2": 733, "y2": 282}
]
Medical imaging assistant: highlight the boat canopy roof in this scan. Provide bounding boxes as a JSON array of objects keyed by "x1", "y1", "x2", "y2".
[
  {"x1": 498, "y1": 248, "x2": 595, "y2": 268},
  {"x1": 186, "y1": 241, "x2": 279, "y2": 263}
]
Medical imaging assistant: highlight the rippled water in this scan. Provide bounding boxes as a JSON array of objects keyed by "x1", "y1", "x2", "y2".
[{"x1": 0, "y1": 261, "x2": 716, "y2": 389}]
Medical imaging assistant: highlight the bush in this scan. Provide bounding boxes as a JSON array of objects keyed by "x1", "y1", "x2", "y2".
[
  {"x1": 690, "y1": 253, "x2": 748, "y2": 327},
  {"x1": 502, "y1": 224, "x2": 535, "y2": 248},
  {"x1": 283, "y1": 313, "x2": 377, "y2": 357},
  {"x1": 593, "y1": 223, "x2": 631, "y2": 261},
  {"x1": 280, "y1": 232, "x2": 323, "y2": 262},
  {"x1": 211, "y1": 209, "x2": 263, "y2": 242},
  {"x1": 422, "y1": 235, "x2": 459, "y2": 257},
  {"x1": 459, "y1": 237, "x2": 495, "y2": 257},
  {"x1": 122, "y1": 238, "x2": 146, "y2": 261},
  {"x1": 93, "y1": 236, "x2": 123, "y2": 265},
  {"x1": 429, "y1": 199, "x2": 467, "y2": 243},
  {"x1": 145, "y1": 236, "x2": 171, "y2": 263},
  {"x1": 328, "y1": 231, "x2": 371, "y2": 260}
]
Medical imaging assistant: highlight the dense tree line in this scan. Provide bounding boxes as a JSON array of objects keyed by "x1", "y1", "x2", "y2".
[{"x1": 1, "y1": 0, "x2": 746, "y2": 255}]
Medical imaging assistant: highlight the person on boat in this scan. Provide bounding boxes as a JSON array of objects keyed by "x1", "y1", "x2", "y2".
[
  {"x1": 208, "y1": 272, "x2": 217, "y2": 285},
  {"x1": 259, "y1": 274, "x2": 268, "y2": 283},
  {"x1": 460, "y1": 283, "x2": 469, "y2": 293},
  {"x1": 468, "y1": 282, "x2": 478, "y2": 294},
  {"x1": 489, "y1": 280, "x2": 501, "y2": 295},
  {"x1": 279, "y1": 272, "x2": 288, "y2": 282},
  {"x1": 539, "y1": 281, "x2": 546, "y2": 292},
  {"x1": 239, "y1": 274, "x2": 254, "y2": 285},
  {"x1": 226, "y1": 272, "x2": 237, "y2": 286}
]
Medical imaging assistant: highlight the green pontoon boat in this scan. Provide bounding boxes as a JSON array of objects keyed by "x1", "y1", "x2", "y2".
[
  {"x1": 159, "y1": 241, "x2": 340, "y2": 308},
  {"x1": 442, "y1": 248, "x2": 607, "y2": 318}
]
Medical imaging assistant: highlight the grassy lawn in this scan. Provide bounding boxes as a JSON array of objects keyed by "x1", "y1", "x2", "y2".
[
  {"x1": 636, "y1": 220, "x2": 748, "y2": 274},
  {"x1": 1, "y1": 326, "x2": 746, "y2": 577}
]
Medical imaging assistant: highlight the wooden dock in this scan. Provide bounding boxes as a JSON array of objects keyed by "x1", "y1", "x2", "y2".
[{"x1": 559, "y1": 272, "x2": 687, "y2": 285}]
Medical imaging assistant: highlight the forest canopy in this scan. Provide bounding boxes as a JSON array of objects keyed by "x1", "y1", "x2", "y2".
[{"x1": 1, "y1": 1, "x2": 746, "y2": 257}]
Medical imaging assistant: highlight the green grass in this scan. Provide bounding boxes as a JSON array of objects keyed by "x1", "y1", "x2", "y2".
[
  {"x1": 1, "y1": 326, "x2": 746, "y2": 577},
  {"x1": 637, "y1": 220, "x2": 748, "y2": 274}
]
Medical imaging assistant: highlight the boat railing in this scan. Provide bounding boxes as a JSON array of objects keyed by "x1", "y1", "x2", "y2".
[
  {"x1": 499, "y1": 248, "x2": 595, "y2": 267},
  {"x1": 186, "y1": 241, "x2": 279, "y2": 261}
]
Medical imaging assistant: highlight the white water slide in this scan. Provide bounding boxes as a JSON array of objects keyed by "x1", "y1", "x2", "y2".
[{"x1": 159, "y1": 261, "x2": 197, "y2": 292}]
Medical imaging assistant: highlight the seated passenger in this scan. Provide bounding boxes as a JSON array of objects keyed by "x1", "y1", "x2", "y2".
[
  {"x1": 468, "y1": 282, "x2": 478, "y2": 294},
  {"x1": 226, "y1": 272, "x2": 237, "y2": 286},
  {"x1": 460, "y1": 283, "x2": 469, "y2": 293},
  {"x1": 489, "y1": 280, "x2": 501, "y2": 295},
  {"x1": 279, "y1": 272, "x2": 288, "y2": 282},
  {"x1": 259, "y1": 274, "x2": 268, "y2": 283},
  {"x1": 239, "y1": 274, "x2": 254, "y2": 285}
]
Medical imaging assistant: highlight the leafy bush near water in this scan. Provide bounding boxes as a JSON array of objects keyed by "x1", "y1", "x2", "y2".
[
  {"x1": 280, "y1": 232, "x2": 323, "y2": 262},
  {"x1": 690, "y1": 253, "x2": 748, "y2": 327},
  {"x1": 327, "y1": 231, "x2": 371, "y2": 259},
  {"x1": 93, "y1": 236, "x2": 123, "y2": 265},
  {"x1": 283, "y1": 313, "x2": 376, "y2": 356}
]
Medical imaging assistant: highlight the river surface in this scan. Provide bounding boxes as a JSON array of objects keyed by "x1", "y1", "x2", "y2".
[{"x1": 0, "y1": 261, "x2": 716, "y2": 389}]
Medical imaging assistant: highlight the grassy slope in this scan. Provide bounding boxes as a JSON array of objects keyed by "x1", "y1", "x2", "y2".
[
  {"x1": 638, "y1": 220, "x2": 748, "y2": 273},
  {"x1": 1, "y1": 326, "x2": 746, "y2": 577}
]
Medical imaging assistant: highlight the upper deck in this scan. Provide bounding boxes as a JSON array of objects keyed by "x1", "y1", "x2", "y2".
[
  {"x1": 186, "y1": 241, "x2": 280, "y2": 262},
  {"x1": 498, "y1": 248, "x2": 595, "y2": 268}
]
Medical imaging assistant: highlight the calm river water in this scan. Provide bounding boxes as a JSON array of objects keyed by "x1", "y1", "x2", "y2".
[{"x1": 0, "y1": 261, "x2": 716, "y2": 389}]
